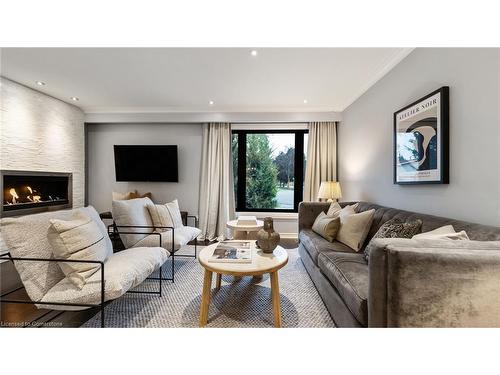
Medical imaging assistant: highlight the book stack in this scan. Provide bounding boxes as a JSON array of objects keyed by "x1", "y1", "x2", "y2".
[
  {"x1": 237, "y1": 215, "x2": 257, "y2": 226},
  {"x1": 208, "y1": 241, "x2": 253, "y2": 263}
]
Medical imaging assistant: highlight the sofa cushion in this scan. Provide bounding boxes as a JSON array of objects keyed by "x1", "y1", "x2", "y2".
[
  {"x1": 318, "y1": 251, "x2": 369, "y2": 326},
  {"x1": 112, "y1": 197, "x2": 155, "y2": 248},
  {"x1": 364, "y1": 218, "x2": 422, "y2": 263},
  {"x1": 299, "y1": 229, "x2": 355, "y2": 265},
  {"x1": 1, "y1": 206, "x2": 112, "y2": 302},
  {"x1": 40, "y1": 246, "x2": 169, "y2": 310},
  {"x1": 48, "y1": 211, "x2": 110, "y2": 289},
  {"x1": 337, "y1": 209, "x2": 375, "y2": 251},
  {"x1": 312, "y1": 212, "x2": 340, "y2": 242},
  {"x1": 352, "y1": 201, "x2": 500, "y2": 242},
  {"x1": 412, "y1": 225, "x2": 469, "y2": 240},
  {"x1": 134, "y1": 226, "x2": 202, "y2": 251}
]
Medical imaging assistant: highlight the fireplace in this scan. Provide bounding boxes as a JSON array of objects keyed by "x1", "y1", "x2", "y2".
[{"x1": 1, "y1": 170, "x2": 72, "y2": 217}]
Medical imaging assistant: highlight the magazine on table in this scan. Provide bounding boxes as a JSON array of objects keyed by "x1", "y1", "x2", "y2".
[{"x1": 208, "y1": 241, "x2": 253, "y2": 263}]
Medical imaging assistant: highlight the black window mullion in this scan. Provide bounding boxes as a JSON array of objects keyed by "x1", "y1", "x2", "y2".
[
  {"x1": 236, "y1": 132, "x2": 246, "y2": 211},
  {"x1": 293, "y1": 130, "x2": 305, "y2": 211}
]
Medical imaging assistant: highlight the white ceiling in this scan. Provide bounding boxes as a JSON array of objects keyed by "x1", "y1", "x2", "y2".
[{"x1": 0, "y1": 48, "x2": 412, "y2": 113}]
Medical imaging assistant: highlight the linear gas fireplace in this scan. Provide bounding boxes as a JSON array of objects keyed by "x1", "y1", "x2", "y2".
[{"x1": 1, "y1": 170, "x2": 72, "y2": 217}]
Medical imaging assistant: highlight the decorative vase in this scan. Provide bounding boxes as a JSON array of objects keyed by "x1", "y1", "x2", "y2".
[{"x1": 257, "y1": 217, "x2": 280, "y2": 254}]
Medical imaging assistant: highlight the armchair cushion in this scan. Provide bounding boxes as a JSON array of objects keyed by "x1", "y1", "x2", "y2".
[
  {"x1": 40, "y1": 246, "x2": 169, "y2": 310},
  {"x1": 48, "y1": 211, "x2": 109, "y2": 289},
  {"x1": 112, "y1": 197, "x2": 154, "y2": 248},
  {"x1": 1, "y1": 206, "x2": 112, "y2": 302},
  {"x1": 134, "y1": 226, "x2": 201, "y2": 251}
]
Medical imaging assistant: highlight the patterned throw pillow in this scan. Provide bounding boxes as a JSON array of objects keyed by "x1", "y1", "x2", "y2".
[
  {"x1": 363, "y1": 218, "x2": 423, "y2": 263},
  {"x1": 147, "y1": 199, "x2": 184, "y2": 231},
  {"x1": 312, "y1": 212, "x2": 341, "y2": 242}
]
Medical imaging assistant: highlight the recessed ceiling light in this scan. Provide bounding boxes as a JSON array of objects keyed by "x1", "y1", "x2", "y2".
[
  {"x1": 209, "y1": 100, "x2": 215, "y2": 105},
  {"x1": 303, "y1": 99, "x2": 308, "y2": 104},
  {"x1": 70, "y1": 97, "x2": 79, "y2": 101},
  {"x1": 250, "y1": 50, "x2": 258, "y2": 57},
  {"x1": 36, "y1": 81, "x2": 46, "y2": 86}
]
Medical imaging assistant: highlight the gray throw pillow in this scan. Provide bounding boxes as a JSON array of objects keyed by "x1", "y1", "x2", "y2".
[
  {"x1": 363, "y1": 218, "x2": 423, "y2": 263},
  {"x1": 312, "y1": 212, "x2": 341, "y2": 242}
]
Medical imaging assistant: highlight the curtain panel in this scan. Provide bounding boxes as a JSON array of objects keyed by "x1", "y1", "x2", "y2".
[
  {"x1": 198, "y1": 122, "x2": 235, "y2": 240},
  {"x1": 303, "y1": 121, "x2": 338, "y2": 201}
]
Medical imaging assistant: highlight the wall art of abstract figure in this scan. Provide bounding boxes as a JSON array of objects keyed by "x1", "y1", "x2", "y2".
[{"x1": 394, "y1": 87, "x2": 449, "y2": 184}]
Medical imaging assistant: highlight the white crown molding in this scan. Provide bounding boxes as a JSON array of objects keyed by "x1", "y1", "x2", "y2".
[
  {"x1": 82, "y1": 105, "x2": 338, "y2": 114},
  {"x1": 340, "y1": 47, "x2": 415, "y2": 111},
  {"x1": 85, "y1": 111, "x2": 342, "y2": 124}
]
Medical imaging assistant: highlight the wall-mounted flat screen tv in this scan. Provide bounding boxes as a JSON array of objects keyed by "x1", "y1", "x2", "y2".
[{"x1": 114, "y1": 145, "x2": 178, "y2": 182}]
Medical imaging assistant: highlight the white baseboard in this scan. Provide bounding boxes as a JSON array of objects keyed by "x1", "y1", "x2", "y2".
[{"x1": 280, "y1": 233, "x2": 298, "y2": 239}]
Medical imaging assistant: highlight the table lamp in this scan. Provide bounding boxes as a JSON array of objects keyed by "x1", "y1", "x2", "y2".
[{"x1": 317, "y1": 181, "x2": 342, "y2": 202}]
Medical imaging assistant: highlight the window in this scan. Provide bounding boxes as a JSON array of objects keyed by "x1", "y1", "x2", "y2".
[{"x1": 232, "y1": 129, "x2": 308, "y2": 212}]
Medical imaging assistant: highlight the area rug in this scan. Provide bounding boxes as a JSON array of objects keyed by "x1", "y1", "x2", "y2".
[{"x1": 83, "y1": 246, "x2": 335, "y2": 328}]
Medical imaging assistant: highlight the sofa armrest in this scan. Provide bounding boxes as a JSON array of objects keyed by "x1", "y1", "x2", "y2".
[
  {"x1": 368, "y1": 238, "x2": 500, "y2": 327},
  {"x1": 298, "y1": 202, "x2": 331, "y2": 232}
]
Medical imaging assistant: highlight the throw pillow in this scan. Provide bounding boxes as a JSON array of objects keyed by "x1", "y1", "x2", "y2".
[
  {"x1": 412, "y1": 225, "x2": 470, "y2": 240},
  {"x1": 327, "y1": 202, "x2": 359, "y2": 217},
  {"x1": 147, "y1": 199, "x2": 184, "y2": 231},
  {"x1": 112, "y1": 190, "x2": 137, "y2": 200},
  {"x1": 48, "y1": 211, "x2": 109, "y2": 289},
  {"x1": 336, "y1": 209, "x2": 375, "y2": 251},
  {"x1": 112, "y1": 190, "x2": 152, "y2": 200},
  {"x1": 312, "y1": 212, "x2": 341, "y2": 242},
  {"x1": 363, "y1": 218, "x2": 423, "y2": 262}
]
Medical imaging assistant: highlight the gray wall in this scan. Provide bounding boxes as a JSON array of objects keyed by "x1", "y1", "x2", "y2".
[
  {"x1": 339, "y1": 48, "x2": 500, "y2": 226},
  {"x1": 86, "y1": 123, "x2": 203, "y2": 215},
  {"x1": 86, "y1": 122, "x2": 299, "y2": 235}
]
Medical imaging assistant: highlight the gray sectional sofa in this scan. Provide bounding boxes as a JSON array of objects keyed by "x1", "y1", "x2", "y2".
[{"x1": 298, "y1": 201, "x2": 500, "y2": 327}]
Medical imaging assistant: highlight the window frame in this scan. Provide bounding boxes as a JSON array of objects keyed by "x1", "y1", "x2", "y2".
[{"x1": 232, "y1": 129, "x2": 308, "y2": 213}]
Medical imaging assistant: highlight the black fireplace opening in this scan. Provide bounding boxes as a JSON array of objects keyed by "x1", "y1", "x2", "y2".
[{"x1": 1, "y1": 171, "x2": 72, "y2": 217}]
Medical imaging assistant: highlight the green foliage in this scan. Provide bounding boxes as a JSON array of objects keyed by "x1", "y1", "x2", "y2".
[
  {"x1": 245, "y1": 134, "x2": 278, "y2": 209},
  {"x1": 274, "y1": 147, "x2": 294, "y2": 187}
]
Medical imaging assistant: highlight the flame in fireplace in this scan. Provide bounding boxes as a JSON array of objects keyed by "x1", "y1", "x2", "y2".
[
  {"x1": 25, "y1": 186, "x2": 42, "y2": 203},
  {"x1": 9, "y1": 188, "x2": 19, "y2": 204}
]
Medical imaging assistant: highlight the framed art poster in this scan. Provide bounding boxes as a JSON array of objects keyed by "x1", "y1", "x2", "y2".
[{"x1": 394, "y1": 86, "x2": 449, "y2": 184}]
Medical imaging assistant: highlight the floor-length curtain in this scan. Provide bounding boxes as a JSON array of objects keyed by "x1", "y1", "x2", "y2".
[
  {"x1": 303, "y1": 122, "x2": 338, "y2": 201},
  {"x1": 198, "y1": 123, "x2": 235, "y2": 240}
]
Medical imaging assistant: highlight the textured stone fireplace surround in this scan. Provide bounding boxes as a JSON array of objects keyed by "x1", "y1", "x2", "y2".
[
  {"x1": 0, "y1": 77, "x2": 85, "y2": 207},
  {"x1": 0, "y1": 77, "x2": 85, "y2": 252}
]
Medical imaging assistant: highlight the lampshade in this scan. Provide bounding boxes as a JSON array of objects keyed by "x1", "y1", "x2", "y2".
[{"x1": 317, "y1": 181, "x2": 342, "y2": 201}]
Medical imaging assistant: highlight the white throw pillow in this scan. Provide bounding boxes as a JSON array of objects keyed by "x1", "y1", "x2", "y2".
[
  {"x1": 147, "y1": 203, "x2": 174, "y2": 231},
  {"x1": 112, "y1": 197, "x2": 155, "y2": 248},
  {"x1": 327, "y1": 202, "x2": 358, "y2": 218},
  {"x1": 412, "y1": 225, "x2": 470, "y2": 241},
  {"x1": 336, "y1": 209, "x2": 375, "y2": 251},
  {"x1": 147, "y1": 199, "x2": 183, "y2": 231},
  {"x1": 165, "y1": 199, "x2": 184, "y2": 228},
  {"x1": 48, "y1": 211, "x2": 109, "y2": 289}
]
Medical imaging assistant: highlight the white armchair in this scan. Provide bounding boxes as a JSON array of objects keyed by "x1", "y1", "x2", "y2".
[
  {"x1": 111, "y1": 197, "x2": 201, "y2": 282},
  {"x1": 0, "y1": 206, "x2": 168, "y2": 328}
]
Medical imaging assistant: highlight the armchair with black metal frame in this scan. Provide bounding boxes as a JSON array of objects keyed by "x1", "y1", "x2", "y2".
[
  {"x1": 110, "y1": 218, "x2": 199, "y2": 283},
  {"x1": 0, "y1": 248, "x2": 164, "y2": 328}
]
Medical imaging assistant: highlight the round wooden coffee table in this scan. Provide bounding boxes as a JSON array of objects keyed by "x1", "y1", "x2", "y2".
[
  {"x1": 226, "y1": 219, "x2": 264, "y2": 240},
  {"x1": 198, "y1": 241, "x2": 288, "y2": 327}
]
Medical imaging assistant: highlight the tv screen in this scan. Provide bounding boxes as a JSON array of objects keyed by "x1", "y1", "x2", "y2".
[{"x1": 114, "y1": 145, "x2": 178, "y2": 182}]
